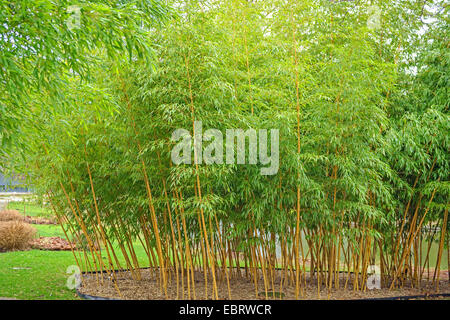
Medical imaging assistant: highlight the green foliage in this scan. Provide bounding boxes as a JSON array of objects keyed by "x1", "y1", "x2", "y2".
[
  {"x1": 0, "y1": 0, "x2": 170, "y2": 149},
  {"x1": 7, "y1": 0, "x2": 449, "y2": 293}
]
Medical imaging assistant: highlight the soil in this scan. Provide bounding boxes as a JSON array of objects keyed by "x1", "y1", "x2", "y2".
[{"x1": 79, "y1": 268, "x2": 450, "y2": 300}]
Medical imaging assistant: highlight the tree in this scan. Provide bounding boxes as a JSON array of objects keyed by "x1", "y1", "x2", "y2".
[{"x1": 0, "y1": 0, "x2": 169, "y2": 149}]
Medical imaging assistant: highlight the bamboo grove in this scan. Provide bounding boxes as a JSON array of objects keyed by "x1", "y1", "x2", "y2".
[{"x1": 7, "y1": 0, "x2": 449, "y2": 299}]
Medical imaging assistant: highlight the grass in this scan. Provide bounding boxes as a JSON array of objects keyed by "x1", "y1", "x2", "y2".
[
  {"x1": 0, "y1": 240, "x2": 153, "y2": 300},
  {"x1": 0, "y1": 201, "x2": 79, "y2": 299},
  {"x1": 34, "y1": 224, "x2": 67, "y2": 238},
  {"x1": 0, "y1": 201, "x2": 152, "y2": 300},
  {"x1": 7, "y1": 200, "x2": 51, "y2": 218},
  {"x1": 0, "y1": 250, "x2": 80, "y2": 300}
]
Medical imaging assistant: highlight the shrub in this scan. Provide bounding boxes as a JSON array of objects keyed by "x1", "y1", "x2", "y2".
[
  {"x1": 0, "y1": 221, "x2": 36, "y2": 251},
  {"x1": 0, "y1": 210, "x2": 24, "y2": 222}
]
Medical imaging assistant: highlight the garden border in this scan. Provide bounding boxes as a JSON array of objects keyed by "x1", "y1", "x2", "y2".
[
  {"x1": 76, "y1": 269, "x2": 450, "y2": 301},
  {"x1": 76, "y1": 289, "x2": 450, "y2": 301}
]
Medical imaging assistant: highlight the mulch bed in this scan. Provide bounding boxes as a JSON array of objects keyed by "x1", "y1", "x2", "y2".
[
  {"x1": 30, "y1": 237, "x2": 74, "y2": 251},
  {"x1": 78, "y1": 268, "x2": 450, "y2": 300},
  {"x1": 24, "y1": 216, "x2": 56, "y2": 225}
]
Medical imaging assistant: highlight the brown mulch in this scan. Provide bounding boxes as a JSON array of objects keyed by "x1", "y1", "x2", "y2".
[
  {"x1": 0, "y1": 209, "x2": 56, "y2": 225},
  {"x1": 24, "y1": 216, "x2": 56, "y2": 225},
  {"x1": 78, "y1": 268, "x2": 450, "y2": 300},
  {"x1": 30, "y1": 237, "x2": 75, "y2": 251}
]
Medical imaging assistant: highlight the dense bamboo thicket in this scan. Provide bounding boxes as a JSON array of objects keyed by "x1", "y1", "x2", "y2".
[{"x1": 9, "y1": 0, "x2": 448, "y2": 299}]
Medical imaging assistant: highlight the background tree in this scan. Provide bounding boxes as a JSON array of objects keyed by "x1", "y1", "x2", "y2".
[{"x1": 0, "y1": 0, "x2": 169, "y2": 149}]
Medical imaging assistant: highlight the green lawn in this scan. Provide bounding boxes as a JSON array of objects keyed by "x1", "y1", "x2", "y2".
[
  {"x1": 1, "y1": 201, "x2": 154, "y2": 300},
  {"x1": 0, "y1": 202, "x2": 79, "y2": 299},
  {"x1": 7, "y1": 200, "x2": 51, "y2": 218},
  {"x1": 34, "y1": 224, "x2": 67, "y2": 238},
  {"x1": 0, "y1": 250, "x2": 80, "y2": 300},
  {"x1": 0, "y1": 240, "x2": 153, "y2": 300}
]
